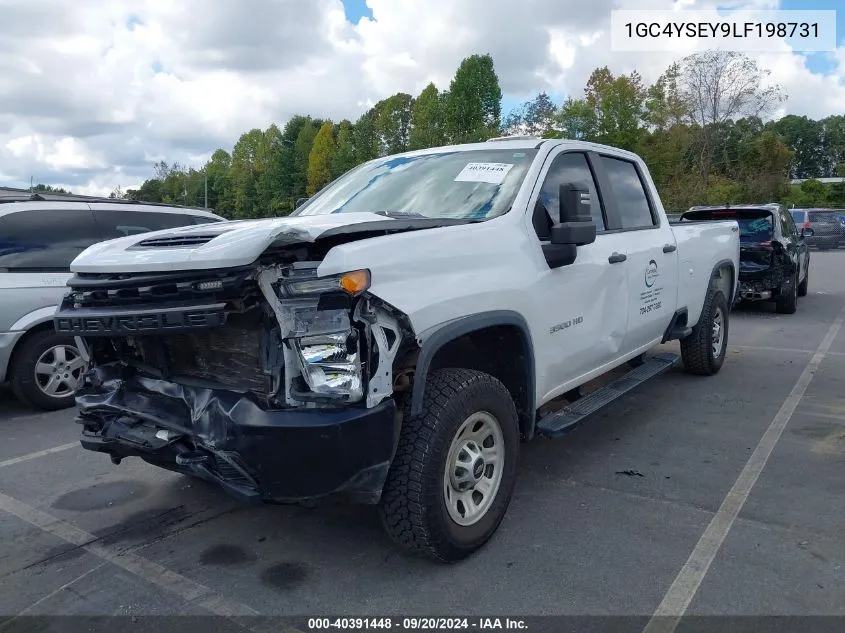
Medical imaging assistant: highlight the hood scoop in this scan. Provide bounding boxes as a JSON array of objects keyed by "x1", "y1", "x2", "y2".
[{"x1": 133, "y1": 234, "x2": 220, "y2": 249}]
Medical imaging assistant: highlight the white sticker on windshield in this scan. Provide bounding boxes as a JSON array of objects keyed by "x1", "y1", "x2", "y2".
[{"x1": 454, "y1": 162, "x2": 514, "y2": 184}]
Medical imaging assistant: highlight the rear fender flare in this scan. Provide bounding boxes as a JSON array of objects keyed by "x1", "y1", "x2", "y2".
[{"x1": 708, "y1": 259, "x2": 736, "y2": 309}]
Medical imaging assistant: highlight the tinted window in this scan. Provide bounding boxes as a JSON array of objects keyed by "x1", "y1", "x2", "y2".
[
  {"x1": 0, "y1": 209, "x2": 104, "y2": 271},
  {"x1": 600, "y1": 156, "x2": 656, "y2": 229},
  {"x1": 808, "y1": 210, "x2": 837, "y2": 223},
  {"x1": 790, "y1": 210, "x2": 805, "y2": 224},
  {"x1": 93, "y1": 210, "x2": 210, "y2": 238},
  {"x1": 537, "y1": 152, "x2": 605, "y2": 235}
]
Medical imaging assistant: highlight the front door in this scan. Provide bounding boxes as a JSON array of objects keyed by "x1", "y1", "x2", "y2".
[{"x1": 525, "y1": 149, "x2": 631, "y2": 403}]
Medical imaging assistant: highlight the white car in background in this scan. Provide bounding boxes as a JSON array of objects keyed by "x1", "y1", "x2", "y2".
[{"x1": 0, "y1": 189, "x2": 224, "y2": 410}]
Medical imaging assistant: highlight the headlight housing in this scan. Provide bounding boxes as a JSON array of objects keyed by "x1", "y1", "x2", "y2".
[
  {"x1": 294, "y1": 331, "x2": 362, "y2": 400},
  {"x1": 280, "y1": 269, "x2": 370, "y2": 297},
  {"x1": 275, "y1": 269, "x2": 370, "y2": 402}
]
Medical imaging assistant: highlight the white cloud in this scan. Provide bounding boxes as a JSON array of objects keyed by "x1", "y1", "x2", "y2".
[{"x1": 0, "y1": 0, "x2": 842, "y2": 193}]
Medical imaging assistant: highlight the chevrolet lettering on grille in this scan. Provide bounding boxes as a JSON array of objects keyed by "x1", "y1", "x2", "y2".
[{"x1": 54, "y1": 305, "x2": 227, "y2": 336}]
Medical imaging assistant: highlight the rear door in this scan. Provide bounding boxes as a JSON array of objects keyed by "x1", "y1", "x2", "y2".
[
  {"x1": 593, "y1": 154, "x2": 679, "y2": 354},
  {"x1": 779, "y1": 207, "x2": 808, "y2": 283}
]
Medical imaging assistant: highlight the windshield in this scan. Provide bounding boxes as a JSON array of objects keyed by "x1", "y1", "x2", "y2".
[{"x1": 293, "y1": 149, "x2": 538, "y2": 220}]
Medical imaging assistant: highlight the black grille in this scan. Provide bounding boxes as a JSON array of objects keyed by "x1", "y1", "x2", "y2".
[
  {"x1": 209, "y1": 454, "x2": 256, "y2": 487},
  {"x1": 68, "y1": 268, "x2": 254, "y2": 308}
]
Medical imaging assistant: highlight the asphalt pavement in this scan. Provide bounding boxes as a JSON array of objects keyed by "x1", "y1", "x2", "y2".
[{"x1": 1, "y1": 252, "x2": 844, "y2": 631}]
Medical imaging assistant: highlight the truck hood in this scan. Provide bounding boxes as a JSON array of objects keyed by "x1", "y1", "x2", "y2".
[{"x1": 70, "y1": 212, "x2": 444, "y2": 273}]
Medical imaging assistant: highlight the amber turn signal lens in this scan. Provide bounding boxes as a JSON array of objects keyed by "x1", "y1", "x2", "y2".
[{"x1": 339, "y1": 269, "x2": 371, "y2": 295}]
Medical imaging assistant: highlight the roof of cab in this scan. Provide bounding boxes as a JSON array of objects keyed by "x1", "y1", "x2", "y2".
[{"x1": 355, "y1": 136, "x2": 647, "y2": 163}]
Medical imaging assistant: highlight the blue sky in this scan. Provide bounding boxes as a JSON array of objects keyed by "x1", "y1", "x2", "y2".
[
  {"x1": 342, "y1": 0, "x2": 373, "y2": 24},
  {"x1": 781, "y1": 0, "x2": 844, "y2": 74}
]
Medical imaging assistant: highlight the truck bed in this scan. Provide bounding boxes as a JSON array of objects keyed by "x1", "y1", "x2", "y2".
[{"x1": 671, "y1": 219, "x2": 739, "y2": 325}]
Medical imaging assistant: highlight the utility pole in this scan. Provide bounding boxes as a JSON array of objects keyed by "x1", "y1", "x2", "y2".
[
  {"x1": 29, "y1": 176, "x2": 33, "y2": 193},
  {"x1": 204, "y1": 172, "x2": 208, "y2": 209}
]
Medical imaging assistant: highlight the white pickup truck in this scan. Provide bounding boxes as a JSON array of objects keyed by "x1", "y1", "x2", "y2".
[{"x1": 55, "y1": 137, "x2": 740, "y2": 563}]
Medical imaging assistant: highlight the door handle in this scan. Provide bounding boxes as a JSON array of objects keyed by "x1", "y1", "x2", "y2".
[
  {"x1": 663, "y1": 243, "x2": 677, "y2": 253},
  {"x1": 608, "y1": 252, "x2": 627, "y2": 264}
]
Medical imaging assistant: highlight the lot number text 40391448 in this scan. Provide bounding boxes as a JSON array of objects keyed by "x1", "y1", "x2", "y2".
[{"x1": 306, "y1": 617, "x2": 528, "y2": 631}]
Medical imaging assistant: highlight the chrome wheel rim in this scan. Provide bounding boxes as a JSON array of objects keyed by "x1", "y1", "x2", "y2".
[
  {"x1": 34, "y1": 345, "x2": 86, "y2": 399},
  {"x1": 711, "y1": 307, "x2": 724, "y2": 358},
  {"x1": 443, "y1": 411, "x2": 505, "y2": 527}
]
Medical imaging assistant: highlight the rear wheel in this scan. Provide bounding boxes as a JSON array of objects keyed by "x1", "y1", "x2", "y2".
[
  {"x1": 776, "y1": 273, "x2": 798, "y2": 314},
  {"x1": 681, "y1": 288, "x2": 728, "y2": 376},
  {"x1": 379, "y1": 368, "x2": 520, "y2": 563},
  {"x1": 10, "y1": 330, "x2": 87, "y2": 410}
]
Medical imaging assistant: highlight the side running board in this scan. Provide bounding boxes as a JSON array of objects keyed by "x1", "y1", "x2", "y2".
[{"x1": 536, "y1": 352, "x2": 680, "y2": 438}]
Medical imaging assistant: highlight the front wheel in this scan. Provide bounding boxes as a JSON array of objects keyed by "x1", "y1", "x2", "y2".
[
  {"x1": 379, "y1": 368, "x2": 520, "y2": 563},
  {"x1": 680, "y1": 288, "x2": 728, "y2": 376}
]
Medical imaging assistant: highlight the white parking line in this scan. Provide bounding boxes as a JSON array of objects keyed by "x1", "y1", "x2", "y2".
[
  {"x1": 0, "y1": 442, "x2": 79, "y2": 469},
  {"x1": 729, "y1": 344, "x2": 845, "y2": 357},
  {"x1": 728, "y1": 344, "x2": 814, "y2": 354},
  {"x1": 644, "y1": 304, "x2": 845, "y2": 633},
  {"x1": 0, "y1": 562, "x2": 107, "y2": 629},
  {"x1": 0, "y1": 489, "x2": 262, "y2": 620}
]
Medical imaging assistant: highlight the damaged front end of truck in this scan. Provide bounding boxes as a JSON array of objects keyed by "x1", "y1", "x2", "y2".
[{"x1": 54, "y1": 229, "x2": 418, "y2": 506}]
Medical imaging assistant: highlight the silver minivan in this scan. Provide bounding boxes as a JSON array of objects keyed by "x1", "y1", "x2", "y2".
[{"x1": 0, "y1": 190, "x2": 225, "y2": 410}]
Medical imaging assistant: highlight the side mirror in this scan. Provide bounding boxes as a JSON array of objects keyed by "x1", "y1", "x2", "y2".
[
  {"x1": 295, "y1": 197, "x2": 310, "y2": 209},
  {"x1": 802, "y1": 227, "x2": 814, "y2": 237},
  {"x1": 541, "y1": 183, "x2": 597, "y2": 269}
]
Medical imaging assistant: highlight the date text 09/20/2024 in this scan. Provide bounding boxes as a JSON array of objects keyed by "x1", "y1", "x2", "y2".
[{"x1": 306, "y1": 617, "x2": 528, "y2": 630}]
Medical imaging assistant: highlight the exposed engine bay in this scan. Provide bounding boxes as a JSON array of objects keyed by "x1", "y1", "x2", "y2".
[
  {"x1": 55, "y1": 240, "x2": 419, "y2": 504},
  {"x1": 60, "y1": 259, "x2": 412, "y2": 410}
]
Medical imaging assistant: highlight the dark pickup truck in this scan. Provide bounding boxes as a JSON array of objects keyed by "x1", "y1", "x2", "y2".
[{"x1": 681, "y1": 204, "x2": 810, "y2": 314}]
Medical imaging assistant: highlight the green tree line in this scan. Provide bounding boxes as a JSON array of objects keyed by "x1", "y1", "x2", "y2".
[{"x1": 124, "y1": 51, "x2": 845, "y2": 216}]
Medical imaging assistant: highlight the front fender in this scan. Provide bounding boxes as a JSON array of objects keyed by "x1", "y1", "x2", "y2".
[{"x1": 409, "y1": 310, "x2": 537, "y2": 439}]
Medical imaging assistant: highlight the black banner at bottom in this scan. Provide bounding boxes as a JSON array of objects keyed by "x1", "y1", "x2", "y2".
[{"x1": 1, "y1": 616, "x2": 844, "y2": 633}]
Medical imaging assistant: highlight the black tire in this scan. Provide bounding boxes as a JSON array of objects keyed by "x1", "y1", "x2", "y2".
[
  {"x1": 776, "y1": 273, "x2": 798, "y2": 314},
  {"x1": 680, "y1": 288, "x2": 728, "y2": 376},
  {"x1": 379, "y1": 368, "x2": 520, "y2": 563},
  {"x1": 10, "y1": 330, "x2": 86, "y2": 411},
  {"x1": 797, "y1": 267, "x2": 808, "y2": 297}
]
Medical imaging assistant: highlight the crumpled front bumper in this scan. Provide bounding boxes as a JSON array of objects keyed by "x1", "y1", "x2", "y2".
[{"x1": 75, "y1": 364, "x2": 399, "y2": 505}]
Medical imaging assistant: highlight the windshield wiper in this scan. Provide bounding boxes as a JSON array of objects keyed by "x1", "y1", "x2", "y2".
[
  {"x1": 371, "y1": 210, "x2": 487, "y2": 223},
  {"x1": 372, "y1": 210, "x2": 429, "y2": 219}
]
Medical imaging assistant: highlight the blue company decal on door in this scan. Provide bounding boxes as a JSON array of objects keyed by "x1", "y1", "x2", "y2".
[
  {"x1": 640, "y1": 260, "x2": 663, "y2": 316},
  {"x1": 645, "y1": 259, "x2": 659, "y2": 288}
]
